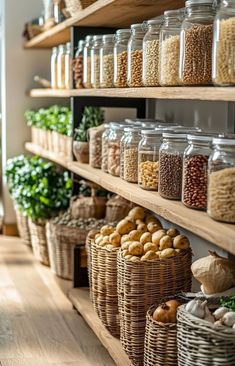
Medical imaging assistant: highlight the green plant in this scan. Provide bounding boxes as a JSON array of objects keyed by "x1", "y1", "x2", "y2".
[
  {"x1": 79, "y1": 181, "x2": 108, "y2": 197},
  {"x1": 74, "y1": 106, "x2": 105, "y2": 142}
]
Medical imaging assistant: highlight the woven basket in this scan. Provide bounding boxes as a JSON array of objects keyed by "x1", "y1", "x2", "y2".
[
  {"x1": 177, "y1": 304, "x2": 235, "y2": 366},
  {"x1": 15, "y1": 207, "x2": 31, "y2": 247},
  {"x1": 65, "y1": 0, "x2": 97, "y2": 16},
  {"x1": 31, "y1": 127, "x2": 41, "y2": 146},
  {"x1": 86, "y1": 229, "x2": 100, "y2": 301},
  {"x1": 28, "y1": 219, "x2": 50, "y2": 266},
  {"x1": 91, "y1": 241, "x2": 120, "y2": 337},
  {"x1": 105, "y1": 195, "x2": 133, "y2": 222},
  {"x1": 117, "y1": 249, "x2": 192, "y2": 366}
]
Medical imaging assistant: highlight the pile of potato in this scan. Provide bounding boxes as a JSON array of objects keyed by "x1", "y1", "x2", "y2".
[{"x1": 94, "y1": 206, "x2": 190, "y2": 262}]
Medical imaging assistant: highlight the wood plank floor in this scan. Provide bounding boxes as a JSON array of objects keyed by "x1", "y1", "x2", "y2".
[{"x1": 0, "y1": 236, "x2": 114, "y2": 366}]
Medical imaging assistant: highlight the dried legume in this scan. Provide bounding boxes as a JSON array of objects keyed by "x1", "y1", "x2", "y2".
[
  {"x1": 101, "y1": 137, "x2": 109, "y2": 172},
  {"x1": 159, "y1": 35, "x2": 180, "y2": 86},
  {"x1": 159, "y1": 152, "x2": 183, "y2": 200},
  {"x1": 84, "y1": 56, "x2": 91, "y2": 88},
  {"x1": 114, "y1": 51, "x2": 128, "y2": 87},
  {"x1": 101, "y1": 54, "x2": 114, "y2": 88},
  {"x1": 128, "y1": 50, "x2": 143, "y2": 87},
  {"x1": 124, "y1": 147, "x2": 138, "y2": 183},
  {"x1": 139, "y1": 160, "x2": 159, "y2": 190},
  {"x1": 73, "y1": 56, "x2": 83, "y2": 89},
  {"x1": 91, "y1": 54, "x2": 100, "y2": 88},
  {"x1": 108, "y1": 141, "x2": 120, "y2": 176},
  {"x1": 143, "y1": 39, "x2": 160, "y2": 86}
]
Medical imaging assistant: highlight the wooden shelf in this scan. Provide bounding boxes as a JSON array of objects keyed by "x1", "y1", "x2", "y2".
[
  {"x1": 25, "y1": 142, "x2": 235, "y2": 255},
  {"x1": 68, "y1": 288, "x2": 132, "y2": 366},
  {"x1": 24, "y1": 0, "x2": 184, "y2": 49},
  {"x1": 28, "y1": 87, "x2": 235, "y2": 102}
]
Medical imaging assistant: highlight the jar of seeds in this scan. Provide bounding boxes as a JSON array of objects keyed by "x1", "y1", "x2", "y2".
[
  {"x1": 120, "y1": 127, "x2": 131, "y2": 179},
  {"x1": 100, "y1": 34, "x2": 115, "y2": 88},
  {"x1": 123, "y1": 127, "x2": 142, "y2": 183},
  {"x1": 114, "y1": 29, "x2": 131, "y2": 88},
  {"x1": 180, "y1": 0, "x2": 215, "y2": 85},
  {"x1": 108, "y1": 124, "x2": 125, "y2": 176},
  {"x1": 213, "y1": 0, "x2": 235, "y2": 86},
  {"x1": 208, "y1": 136, "x2": 235, "y2": 223},
  {"x1": 127, "y1": 24, "x2": 146, "y2": 87},
  {"x1": 159, "y1": 10, "x2": 183, "y2": 86},
  {"x1": 101, "y1": 123, "x2": 111, "y2": 173},
  {"x1": 83, "y1": 35, "x2": 93, "y2": 88},
  {"x1": 65, "y1": 42, "x2": 72, "y2": 89},
  {"x1": 143, "y1": 18, "x2": 162, "y2": 86},
  {"x1": 138, "y1": 130, "x2": 162, "y2": 191},
  {"x1": 182, "y1": 133, "x2": 216, "y2": 210},
  {"x1": 73, "y1": 40, "x2": 84, "y2": 89},
  {"x1": 57, "y1": 44, "x2": 66, "y2": 89},
  {"x1": 91, "y1": 35, "x2": 102, "y2": 88}
]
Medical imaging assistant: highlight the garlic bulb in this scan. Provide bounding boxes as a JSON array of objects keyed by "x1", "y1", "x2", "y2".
[
  {"x1": 204, "y1": 306, "x2": 215, "y2": 323},
  {"x1": 213, "y1": 307, "x2": 229, "y2": 320},
  {"x1": 185, "y1": 299, "x2": 207, "y2": 319},
  {"x1": 214, "y1": 319, "x2": 223, "y2": 327},
  {"x1": 222, "y1": 312, "x2": 235, "y2": 327}
]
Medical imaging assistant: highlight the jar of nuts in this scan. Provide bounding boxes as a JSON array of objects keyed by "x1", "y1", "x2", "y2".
[
  {"x1": 138, "y1": 130, "x2": 162, "y2": 191},
  {"x1": 114, "y1": 29, "x2": 131, "y2": 88},
  {"x1": 123, "y1": 127, "x2": 142, "y2": 183},
  {"x1": 101, "y1": 123, "x2": 111, "y2": 173},
  {"x1": 73, "y1": 40, "x2": 84, "y2": 89},
  {"x1": 120, "y1": 127, "x2": 132, "y2": 179},
  {"x1": 91, "y1": 35, "x2": 103, "y2": 89},
  {"x1": 180, "y1": 0, "x2": 215, "y2": 86},
  {"x1": 83, "y1": 35, "x2": 93, "y2": 88},
  {"x1": 159, "y1": 9, "x2": 183, "y2": 86},
  {"x1": 143, "y1": 18, "x2": 162, "y2": 87},
  {"x1": 208, "y1": 136, "x2": 235, "y2": 223},
  {"x1": 108, "y1": 124, "x2": 126, "y2": 176},
  {"x1": 100, "y1": 34, "x2": 115, "y2": 88},
  {"x1": 127, "y1": 23, "x2": 146, "y2": 87},
  {"x1": 182, "y1": 133, "x2": 216, "y2": 211}
]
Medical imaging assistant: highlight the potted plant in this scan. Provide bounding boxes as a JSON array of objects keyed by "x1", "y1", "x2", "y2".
[{"x1": 73, "y1": 106, "x2": 105, "y2": 164}]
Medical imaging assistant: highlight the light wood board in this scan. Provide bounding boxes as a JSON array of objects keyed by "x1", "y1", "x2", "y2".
[
  {"x1": 69, "y1": 288, "x2": 133, "y2": 366},
  {"x1": 25, "y1": 142, "x2": 235, "y2": 255}
]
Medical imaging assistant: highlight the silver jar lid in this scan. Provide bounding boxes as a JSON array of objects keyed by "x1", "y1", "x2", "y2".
[
  {"x1": 185, "y1": 0, "x2": 214, "y2": 6},
  {"x1": 187, "y1": 132, "x2": 218, "y2": 142},
  {"x1": 213, "y1": 135, "x2": 235, "y2": 145}
]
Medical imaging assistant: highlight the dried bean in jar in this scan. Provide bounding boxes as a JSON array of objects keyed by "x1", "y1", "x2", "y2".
[
  {"x1": 128, "y1": 50, "x2": 143, "y2": 87},
  {"x1": 138, "y1": 152, "x2": 159, "y2": 191},
  {"x1": 159, "y1": 152, "x2": 183, "y2": 200},
  {"x1": 100, "y1": 54, "x2": 114, "y2": 88},
  {"x1": 108, "y1": 141, "x2": 120, "y2": 176},
  {"x1": 114, "y1": 51, "x2": 128, "y2": 88},
  {"x1": 143, "y1": 39, "x2": 160, "y2": 86},
  {"x1": 73, "y1": 56, "x2": 84, "y2": 89},
  {"x1": 124, "y1": 147, "x2": 138, "y2": 183}
]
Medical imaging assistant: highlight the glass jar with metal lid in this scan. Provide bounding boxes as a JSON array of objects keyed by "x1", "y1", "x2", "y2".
[
  {"x1": 101, "y1": 123, "x2": 112, "y2": 173},
  {"x1": 91, "y1": 35, "x2": 103, "y2": 88},
  {"x1": 127, "y1": 24, "x2": 146, "y2": 87},
  {"x1": 73, "y1": 40, "x2": 84, "y2": 89},
  {"x1": 180, "y1": 0, "x2": 215, "y2": 85},
  {"x1": 123, "y1": 126, "x2": 142, "y2": 183},
  {"x1": 120, "y1": 127, "x2": 132, "y2": 179},
  {"x1": 51, "y1": 46, "x2": 58, "y2": 89},
  {"x1": 57, "y1": 44, "x2": 66, "y2": 89},
  {"x1": 212, "y1": 0, "x2": 235, "y2": 86},
  {"x1": 83, "y1": 35, "x2": 93, "y2": 88},
  {"x1": 143, "y1": 18, "x2": 162, "y2": 86},
  {"x1": 100, "y1": 34, "x2": 115, "y2": 88},
  {"x1": 208, "y1": 135, "x2": 235, "y2": 223},
  {"x1": 138, "y1": 130, "x2": 163, "y2": 190},
  {"x1": 182, "y1": 133, "x2": 216, "y2": 210},
  {"x1": 108, "y1": 124, "x2": 126, "y2": 176},
  {"x1": 114, "y1": 29, "x2": 131, "y2": 88},
  {"x1": 159, "y1": 9, "x2": 183, "y2": 86}
]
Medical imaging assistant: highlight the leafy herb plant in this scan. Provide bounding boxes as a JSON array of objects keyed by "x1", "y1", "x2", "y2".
[{"x1": 74, "y1": 106, "x2": 105, "y2": 142}]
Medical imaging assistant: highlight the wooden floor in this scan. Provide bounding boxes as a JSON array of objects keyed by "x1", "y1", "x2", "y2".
[{"x1": 0, "y1": 236, "x2": 114, "y2": 366}]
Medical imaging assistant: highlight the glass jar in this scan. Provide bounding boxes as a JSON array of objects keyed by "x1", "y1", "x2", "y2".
[
  {"x1": 180, "y1": 0, "x2": 215, "y2": 85},
  {"x1": 159, "y1": 10, "x2": 183, "y2": 86},
  {"x1": 91, "y1": 35, "x2": 103, "y2": 88},
  {"x1": 101, "y1": 123, "x2": 111, "y2": 172},
  {"x1": 57, "y1": 44, "x2": 66, "y2": 89},
  {"x1": 73, "y1": 40, "x2": 84, "y2": 89},
  {"x1": 65, "y1": 42, "x2": 72, "y2": 89},
  {"x1": 114, "y1": 29, "x2": 131, "y2": 88},
  {"x1": 143, "y1": 18, "x2": 162, "y2": 86},
  {"x1": 127, "y1": 24, "x2": 146, "y2": 87},
  {"x1": 212, "y1": 0, "x2": 235, "y2": 85},
  {"x1": 159, "y1": 132, "x2": 188, "y2": 200},
  {"x1": 83, "y1": 35, "x2": 93, "y2": 88},
  {"x1": 108, "y1": 124, "x2": 125, "y2": 176},
  {"x1": 208, "y1": 136, "x2": 235, "y2": 223},
  {"x1": 182, "y1": 133, "x2": 215, "y2": 210},
  {"x1": 123, "y1": 127, "x2": 142, "y2": 183},
  {"x1": 138, "y1": 130, "x2": 162, "y2": 191},
  {"x1": 120, "y1": 127, "x2": 131, "y2": 179},
  {"x1": 51, "y1": 46, "x2": 58, "y2": 89},
  {"x1": 100, "y1": 34, "x2": 115, "y2": 88}
]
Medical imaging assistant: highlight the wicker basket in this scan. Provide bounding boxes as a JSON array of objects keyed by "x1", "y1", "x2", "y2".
[
  {"x1": 28, "y1": 219, "x2": 50, "y2": 266},
  {"x1": 15, "y1": 207, "x2": 31, "y2": 247},
  {"x1": 65, "y1": 0, "x2": 97, "y2": 16},
  {"x1": 117, "y1": 249, "x2": 192, "y2": 366},
  {"x1": 177, "y1": 304, "x2": 235, "y2": 366},
  {"x1": 105, "y1": 195, "x2": 133, "y2": 222},
  {"x1": 86, "y1": 229, "x2": 100, "y2": 301}
]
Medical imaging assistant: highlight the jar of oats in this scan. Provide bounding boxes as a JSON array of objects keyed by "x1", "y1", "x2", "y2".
[
  {"x1": 114, "y1": 29, "x2": 131, "y2": 88},
  {"x1": 100, "y1": 34, "x2": 115, "y2": 88},
  {"x1": 91, "y1": 35, "x2": 103, "y2": 89},
  {"x1": 138, "y1": 130, "x2": 162, "y2": 191},
  {"x1": 208, "y1": 136, "x2": 235, "y2": 223},
  {"x1": 213, "y1": 0, "x2": 235, "y2": 85},
  {"x1": 180, "y1": 0, "x2": 215, "y2": 86},
  {"x1": 108, "y1": 124, "x2": 125, "y2": 176},
  {"x1": 127, "y1": 23, "x2": 146, "y2": 87},
  {"x1": 83, "y1": 35, "x2": 93, "y2": 88},
  {"x1": 123, "y1": 127, "x2": 142, "y2": 183},
  {"x1": 159, "y1": 10, "x2": 183, "y2": 86}
]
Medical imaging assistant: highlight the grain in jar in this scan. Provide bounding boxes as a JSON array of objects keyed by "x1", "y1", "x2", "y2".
[
  {"x1": 123, "y1": 127, "x2": 142, "y2": 183},
  {"x1": 89, "y1": 124, "x2": 105, "y2": 169},
  {"x1": 127, "y1": 24, "x2": 145, "y2": 87},
  {"x1": 180, "y1": 0, "x2": 215, "y2": 85},
  {"x1": 212, "y1": 0, "x2": 235, "y2": 85},
  {"x1": 51, "y1": 46, "x2": 58, "y2": 89},
  {"x1": 100, "y1": 34, "x2": 115, "y2": 88},
  {"x1": 91, "y1": 35, "x2": 102, "y2": 88},
  {"x1": 83, "y1": 35, "x2": 93, "y2": 88},
  {"x1": 108, "y1": 124, "x2": 125, "y2": 176},
  {"x1": 114, "y1": 29, "x2": 131, "y2": 88},
  {"x1": 101, "y1": 123, "x2": 111, "y2": 173},
  {"x1": 65, "y1": 42, "x2": 72, "y2": 89},
  {"x1": 73, "y1": 40, "x2": 84, "y2": 89},
  {"x1": 208, "y1": 136, "x2": 235, "y2": 223},
  {"x1": 120, "y1": 127, "x2": 131, "y2": 179},
  {"x1": 57, "y1": 44, "x2": 66, "y2": 89}
]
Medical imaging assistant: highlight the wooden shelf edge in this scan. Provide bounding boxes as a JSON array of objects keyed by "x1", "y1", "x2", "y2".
[
  {"x1": 68, "y1": 288, "x2": 133, "y2": 366},
  {"x1": 25, "y1": 143, "x2": 235, "y2": 255},
  {"x1": 25, "y1": 142, "x2": 70, "y2": 168}
]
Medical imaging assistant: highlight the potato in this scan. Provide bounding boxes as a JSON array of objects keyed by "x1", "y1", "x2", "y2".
[
  {"x1": 145, "y1": 215, "x2": 161, "y2": 226},
  {"x1": 122, "y1": 249, "x2": 130, "y2": 257},
  {"x1": 100, "y1": 239, "x2": 110, "y2": 247},
  {"x1": 147, "y1": 222, "x2": 162, "y2": 234},
  {"x1": 100, "y1": 225, "x2": 115, "y2": 236},
  {"x1": 140, "y1": 232, "x2": 152, "y2": 245},
  {"x1": 129, "y1": 242, "x2": 144, "y2": 256},
  {"x1": 137, "y1": 223, "x2": 148, "y2": 234},
  {"x1": 121, "y1": 234, "x2": 129, "y2": 244},
  {"x1": 125, "y1": 255, "x2": 132, "y2": 260},
  {"x1": 152, "y1": 230, "x2": 166, "y2": 245},
  {"x1": 121, "y1": 241, "x2": 131, "y2": 250},
  {"x1": 141, "y1": 250, "x2": 158, "y2": 261},
  {"x1": 160, "y1": 248, "x2": 176, "y2": 259},
  {"x1": 95, "y1": 235, "x2": 103, "y2": 245},
  {"x1": 128, "y1": 230, "x2": 142, "y2": 241},
  {"x1": 173, "y1": 235, "x2": 190, "y2": 250},
  {"x1": 159, "y1": 235, "x2": 173, "y2": 250},
  {"x1": 130, "y1": 256, "x2": 141, "y2": 262},
  {"x1": 167, "y1": 228, "x2": 180, "y2": 238},
  {"x1": 116, "y1": 219, "x2": 136, "y2": 235},
  {"x1": 105, "y1": 244, "x2": 114, "y2": 250},
  {"x1": 144, "y1": 242, "x2": 158, "y2": 253},
  {"x1": 128, "y1": 206, "x2": 145, "y2": 221},
  {"x1": 136, "y1": 219, "x2": 144, "y2": 225},
  {"x1": 95, "y1": 233, "x2": 100, "y2": 239},
  {"x1": 109, "y1": 232, "x2": 121, "y2": 246}
]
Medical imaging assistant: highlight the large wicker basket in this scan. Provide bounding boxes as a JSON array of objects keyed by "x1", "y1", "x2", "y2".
[
  {"x1": 15, "y1": 207, "x2": 31, "y2": 247},
  {"x1": 65, "y1": 0, "x2": 97, "y2": 16},
  {"x1": 86, "y1": 229, "x2": 100, "y2": 301},
  {"x1": 177, "y1": 304, "x2": 235, "y2": 366},
  {"x1": 105, "y1": 195, "x2": 133, "y2": 222},
  {"x1": 117, "y1": 249, "x2": 192, "y2": 366},
  {"x1": 28, "y1": 219, "x2": 49, "y2": 266}
]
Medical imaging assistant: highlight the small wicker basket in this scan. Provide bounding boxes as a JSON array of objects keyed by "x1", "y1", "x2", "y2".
[
  {"x1": 15, "y1": 207, "x2": 31, "y2": 247},
  {"x1": 105, "y1": 195, "x2": 133, "y2": 222},
  {"x1": 28, "y1": 219, "x2": 50, "y2": 266},
  {"x1": 177, "y1": 304, "x2": 235, "y2": 366},
  {"x1": 65, "y1": 0, "x2": 97, "y2": 16}
]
